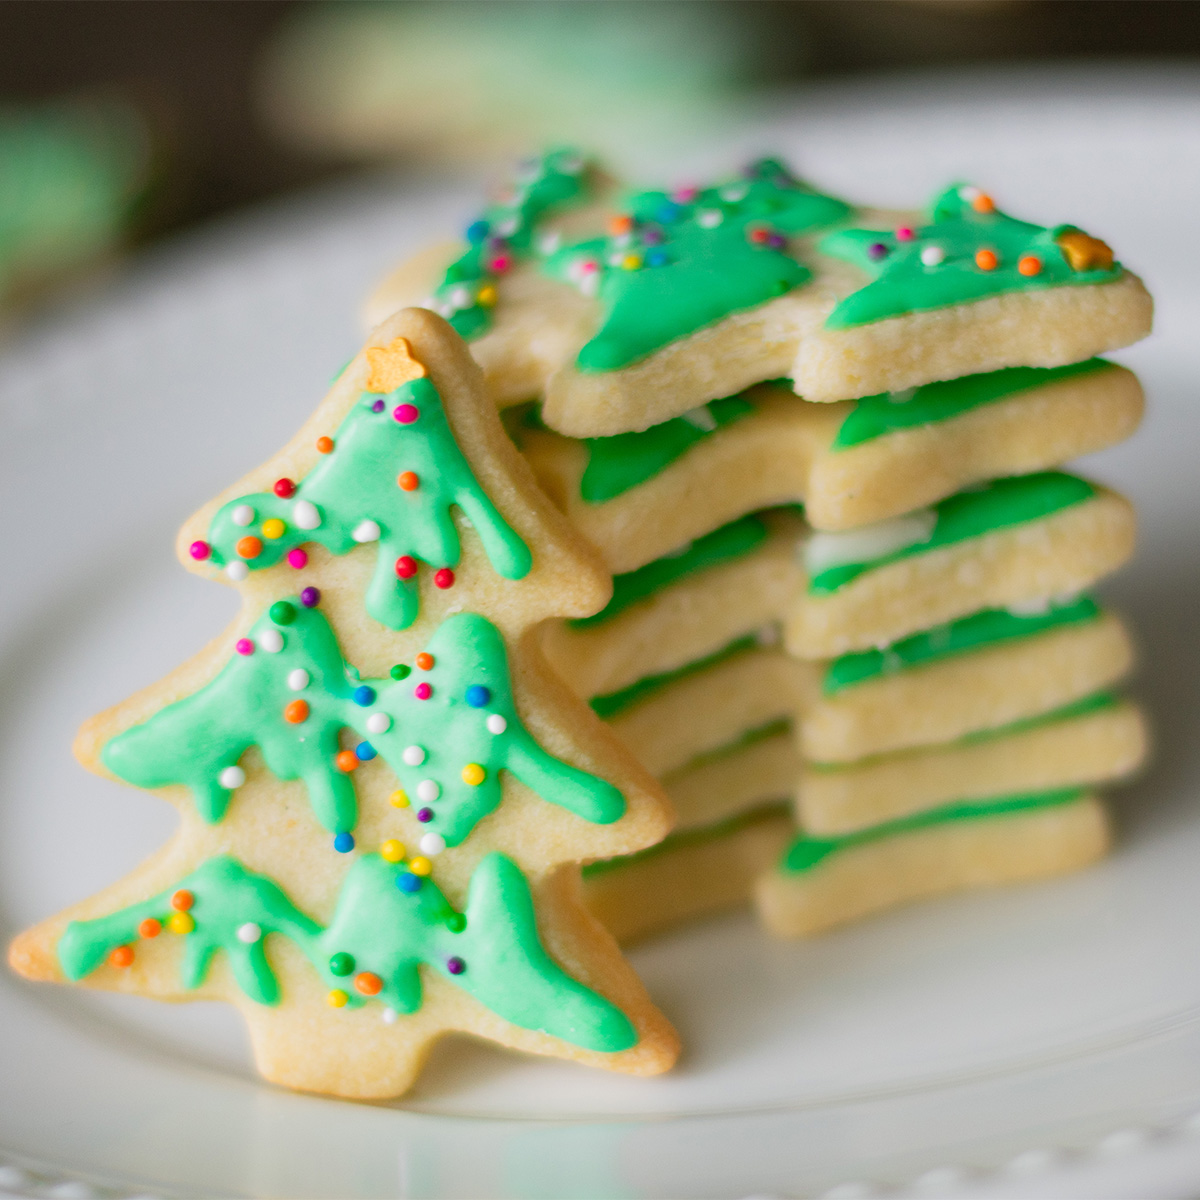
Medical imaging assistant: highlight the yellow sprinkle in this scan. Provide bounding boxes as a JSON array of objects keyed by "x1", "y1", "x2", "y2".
[
  {"x1": 261, "y1": 518, "x2": 286, "y2": 540},
  {"x1": 409, "y1": 856, "x2": 432, "y2": 877},
  {"x1": 390, "y1": 789, "x2": 410, "y2": 808},
  {"x1": 380, "y1": 839, "x2": 406, "y2": 863},
  {"x1": 461, "y1": 763, "x2": 485, "y2": 786},
  {"x1": 621, "y1": 254, "x2": 642, "y2": 271},
  {"x1": 168, "y1": 912, "x2": 195, "y2": 935},
  {"x1": 327, "y1": 989, "x2": 349, "y2": 1008},
  {"x1": 477, "y1": 285, "x2": 497, "y2": 307}
]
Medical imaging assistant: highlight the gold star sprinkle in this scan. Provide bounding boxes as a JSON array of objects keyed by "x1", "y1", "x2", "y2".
[{"x1": 365, "y1": 337, "x2": 428, "y2": 393}]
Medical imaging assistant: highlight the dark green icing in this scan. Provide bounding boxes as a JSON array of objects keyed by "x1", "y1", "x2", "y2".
[
  {"x1": 579, "y1": 394, "x2": 755, "y2": 503},
  {"x1": 204, "y1": 376, "x2": 531, "y2": 630},
  {"x1": 821, "y1": 184, "x2": 1122, "y2": 330},
  {"x1": 823, "y1": 596, "x2": 1101, "y2": 694},
  {"x1": 583, "y1": 801, "x2": 789, "y2": 879},
  {"x1": 832, "y1": 359, "x2": 1111, "y2": 450},
  {"x1": 58, "y1": 853, "x2": 636, "y2": 1051},
  {"x1": 542, "y1": 158, "x2": 850, "y2": 371},
  {"x1": 103, "y1": 603, "x2": 624, "y2": 847},
  {"x1": 433, "y1": 148, "x2": 590, "y2": 339},
  {"x1": 781, "y1": 787, "x2": 1086, "y2": 873},
  {"x1": 589, "y1": 634, "x2": 758, "y2": 720},
  {"x1": 808, "y1": 471, "x2": 1096, "y2": 595},
  {"x1": 570, "y1": 515, "x2": 769, "y2": 629}
]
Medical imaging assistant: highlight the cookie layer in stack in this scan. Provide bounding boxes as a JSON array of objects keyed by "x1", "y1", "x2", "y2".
[{"x1": 367, "y1": 154, "x2": 1152, "y2": 942}]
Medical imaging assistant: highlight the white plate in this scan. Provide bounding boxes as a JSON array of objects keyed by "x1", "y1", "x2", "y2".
[{"x1": 3, "y1": 65, "x2": 1200, "y2": 1200}]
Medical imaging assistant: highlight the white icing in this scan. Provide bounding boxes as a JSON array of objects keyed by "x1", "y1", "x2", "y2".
[{"x1": 803, "y1": 509, "x2": 936, "y2": 577}]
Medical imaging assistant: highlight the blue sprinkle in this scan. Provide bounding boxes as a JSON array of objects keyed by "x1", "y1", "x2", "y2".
[
  {"x1": 465, "y1": 685, "x2": 491, "y2": 708},
  {"x1": 396, "y1": 873, "x2": 423, "y2": 894},
  {"x1": 333, "y1": 832, "x2": 355, "y2": 853},
  {"x1": 655, "y1": 202, "x2": 681, "y2": 223},
  {"x1": 352, "y1": 685, "x2": 376, "y2": 707},
  {"x1": 646, "y1": 250, "x2": 669, "y2": 268},
  {"x1": 466, "y1": 219, "x2": 489, "y2": 244},
  {"x1": 355, "y1": 742, "x2": 377, "y2": 762}
]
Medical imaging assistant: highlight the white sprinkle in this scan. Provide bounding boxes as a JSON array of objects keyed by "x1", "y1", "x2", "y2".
[
  {"x1": 696, "y1": 209, "x2": 723, "y2": 228},
  {"x1": 680, "y1": 405, "x2": 717, "y2": 432},
  {"x1": 579, "y1": 272, "x2": 600, "y2": 298},
  {"x1": 259, "y1": 629, "x2": 284, "y2": 653},
  {"x1": 287, "y1": 668, "x2": 310, "y2": 691},
  {"x1": 403, "y1": 744, "x2": 426, "y2": 766},
  {"x1": 417, "y1": 779, "x2": 440, "y2": 803},
  {"x1": 495, "y1": 216, "x2": 519, "y2": 237},
  {"x1": 959, "y1": 184, "x2": 981, "y2": 201},
  {"x1": 226, "y1": 561, "x2": 249, "y2": 582},
  {"x1": 237, "y1": 922, "x2": 262, "y2": 944},
  {"x1": 539, "y1": 232, "x2": 562, "y2": 255},
  {"x1": 719, "y1": 184, "x2": 748, "y2": 203},
  {"x1": 606, "y1": 251, "x2": 625, "y2": 267},
  {"x1": 486, "y1": 714, "x2": 507, "y2": 735},
  {"x1": 292, "y1": 500, "x2": 321, "y2": 530},
  {"x1": 436, "y1": 303, "x2": 456, "y2": 319},
  {"x1": 382, "y1": 1007, "x2": 398, "y2": 1024},
  {"x1": 219, "y1": 766, "x2": 246, "y2": 789},
  {"x1": 231, "y1": 504, "x2": 255, "y2": 527},
  {"x1": 449, "y1": 285, "x2": 472, "y2": 310},
  {"x1": 366, "y1": 712, "x2": 391, "y2": 734},
  {"x1": 920, "y1": 244, "x2": 945, "y2": 266},
  {"x1": 352, "y1": 519, "x2": 381, "y2": 543},
  {"x1": 420, "y1": 832, "x2": 447, "y2": 856}
]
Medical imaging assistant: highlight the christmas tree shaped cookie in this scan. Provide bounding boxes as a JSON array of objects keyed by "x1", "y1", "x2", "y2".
[{"x1": 8, "y1": 308, "x2": 679, "y2": 1099}]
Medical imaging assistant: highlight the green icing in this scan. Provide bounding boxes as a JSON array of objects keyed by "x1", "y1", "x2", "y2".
[
  {"x1": 204, "y1": 376, "x2": 531, "y2": 630},
  {"x1": 809, "y1": 471, "x2": 1095, "y2": 595},
  {"x1": 103, "y1": 603, "x2": 624, "y2": 847},
  {"x1": 583, "y1": 801, "x2": 790, "y2": 879},
  {"x1": 433, "y1": 147, "x2": 591, "y2": 339},
  {"x1": 832, "y1": 359, "x2": 1111, "y2": 450},
  {"x1": 579, "y1": 394, "x2": 755, "y2": 502},
  {"x1": 543, "y1": 158, "x2": 850, "y2": 371},
  {"x1": 781, "y1": 787, "x2": 1086, "y2": 873},
  {"x1": 589, "y1": 634, "x2": 758, "y2": 720},
  {"x1": 821, "y1": 184, "x2": 1122, "y2": 330},
  {"x1": 570, "y1": 515, "x2": 769, "y2": 629},
  {"x1": 58, "y1": 852, "x2": 635, "y2": 1052},
  {"x1": 823, "y1": 596, "x2": 1101, "y2": 694},
  {"x1": 676, "y1": 717, "x2": 792, "y2": 772}
]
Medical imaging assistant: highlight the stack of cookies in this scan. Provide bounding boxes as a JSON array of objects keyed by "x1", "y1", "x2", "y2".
[{"x1": 366, "y1": 152, "x2": 1153, "y2": 942}]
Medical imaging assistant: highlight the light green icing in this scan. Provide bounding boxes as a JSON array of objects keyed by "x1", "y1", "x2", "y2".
[
  {"x1": 832, "y1": 359, "x2": 1112, "y2": 450},
  {"x1": 809, "y1": 471, "x2": 1096, "y2": 595},
  {"x1": 821, "y1": 184, "x2": 1123, "y2": 330},
  {"x1": 579, "y1": 394, "x2": 755, "y2": 502},
  {"x1": 103, "y1": 603, "x2": 624, "y2": 847},
  {"x1": 823, "y1": 596, "x2": 1101, "y2": 694},
  {"x1": 781, "y1": 787, "x2": 1086, "y2": 873},
  {"x1": 205, "y1": 376, "x2": 531, "y2": 630},
  {"x1": 434, "y1": 148, "x2": 591, "y2": 339},
  {"x1": 542, "y1": 158, "x2": 850, "y2": 371},
  {"x1": 589, "y1": 634, "x2": 759, "y2": 720},
  {"x1": 58, "y1": 852, "x2": 636, "y2": 1051},
  {"x1": 583, "y1": 801, "x2": 790, "y2": 879},
  {"x1": 571, "y1": 515, "x2": 769, "y2": 629}
]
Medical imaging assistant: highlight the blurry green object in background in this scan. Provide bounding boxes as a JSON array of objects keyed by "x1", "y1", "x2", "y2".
[
  {"x1": 0, "y1": 100, "x2": 149, "y2": 313},
  {"x1": 261, "y1": 1, "x2": 766, "y2": 168}
]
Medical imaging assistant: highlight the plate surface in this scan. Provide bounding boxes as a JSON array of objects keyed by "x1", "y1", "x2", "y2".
[{"x1": 3, "y1": 65, "x2": 1200, "y2": 1200}]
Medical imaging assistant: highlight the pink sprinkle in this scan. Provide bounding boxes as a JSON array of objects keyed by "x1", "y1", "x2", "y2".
[
  {"x1": 414, "y1": 682, "x2": 433, "y2": 701},
  {"x1": 673, "y1": 186, "x2": 698, "y2": 203},
  {"x1": 189, "y1": 540, "x2": 211, "y2": 561},
  {"x1": 287, "y1": 548, "x2": 308, "y2": 570},
  {"x1": 393, "y1": 404, "x2": 419, "y2": 424},
  {"x1": 488, "y1": 255, "x2": 512, "y2": 273},
  {"x1": 581, "y1": 260, "x2": 599, "y2": 274},
  {"x1": 235, "y1": 638, "x2": 255, "y2": 656},
  {"x1": 896, "y1": 227, "x2": 915, "y2": 241}
]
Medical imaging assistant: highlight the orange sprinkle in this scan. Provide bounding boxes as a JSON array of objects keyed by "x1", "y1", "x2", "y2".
[
  {"x1": 975, "y1": 248, "x2": 998, "y2": 271},
  {"x1": 109, "y1": 945, "x2": 134, "y2": 969},
  {"x1": 138, "y1": 918, "x2": 162, "y2": 939},
  {"x1": 415, "y1": 652, "x2": 434, "y2": 671},
  {"x1": 972, "y1": 193, "x2": 995, "y2": 214},
  {"x1": 171, "y1": 889, "x2": 194, "y2": 911},
  {"x1": 397, "y1": 471, "x2": 419, "y2": 492},
  {"x1": 236, "y1": 536, "x2": 262, "y2": 560},
  {"x1": 316, "y1": 436, "x2": 334, "y2": 454},
  {"x1": 1018, "y1": 254, "x2": 1043, "y2": 276},
  {"x1": 336, "y1": 750, "x2": 358, "y2": 773},
  {"x1": 284, "y1": 699, "x2": 309, "y2": 724},
  {"x1": 355, "y1": 971, "x2": 383, "y2": 996},
  {"x1": 608, "y1": 214, "x2": 633, "y2": 235}
]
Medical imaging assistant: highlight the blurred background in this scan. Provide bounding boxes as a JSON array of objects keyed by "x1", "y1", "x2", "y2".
[{"x1": 2, "y1": 0, "x2": 1200, "y2": 323}]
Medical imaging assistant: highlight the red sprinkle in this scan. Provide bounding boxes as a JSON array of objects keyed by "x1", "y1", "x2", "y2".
[
  {"x1": 395, "y1": 555, "x2": 417, "y2": 579},
  {"x1": 433, "y1": 568, "x2": 455, "y2": 589},
  {"x1": 273, "y1": 478, "x2": 296, "y2": 498}
]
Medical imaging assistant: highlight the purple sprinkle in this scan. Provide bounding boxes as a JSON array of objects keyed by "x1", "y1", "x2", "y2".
[
  {"x1": 417, "y1": 807, "x2": 433, "y2": 823},
  {"x1": 371, "y1": 399, "x2": 385, "y2": 413},
  {"x1": 867, "y1": 242, "x2": 890, "y2": 261},
  {"x1": 300, "y1": 587, "x2": 320, "y2": 608},
  {"x1": 641, "y1": 228, "x2": 664, "y2": 246},
  {"x1": 767, "y1": 233, "x2": 787, "y2": 249},
  {"x1": 447, "y1": 956, "x2": 465, "y2": 975}
]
